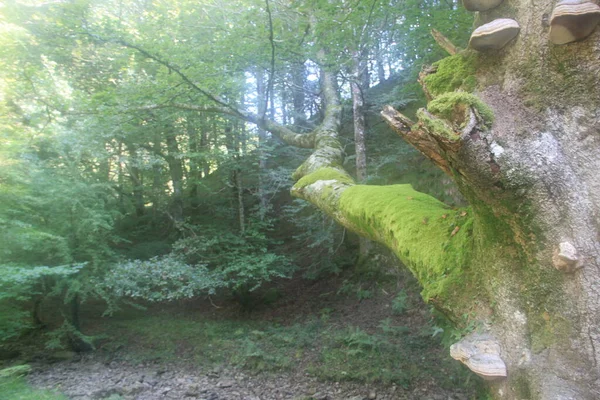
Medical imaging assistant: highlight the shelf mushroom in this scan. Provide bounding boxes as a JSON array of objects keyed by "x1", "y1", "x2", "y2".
[
  {"x1": 463, "y1": 0, "x2": 504, "y2": 12},
  {"x1": 450, "y1": 333, "x2": 508, "y2": 380},
  {"x1": 469, "y1": 19, "x2": 521, "y2": 51},
  {"x1": 549, "y1": 0, "x2": 600, "y2": 44}
]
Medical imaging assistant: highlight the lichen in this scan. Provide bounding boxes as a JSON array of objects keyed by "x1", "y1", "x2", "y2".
[
  {"x1": 428, "y1": 92, "x2": 495, "y2": 126},
  {"x1": 424, "y1": 52, "x2": 478, "y2": 97},
  {"x1": 338, "y1": 184, "x2": 474, "y2": 303}
]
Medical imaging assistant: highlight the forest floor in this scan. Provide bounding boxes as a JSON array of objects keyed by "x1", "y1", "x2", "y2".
[{"x1": 4, "y1": 264, "x2": 485, "y2": 400}]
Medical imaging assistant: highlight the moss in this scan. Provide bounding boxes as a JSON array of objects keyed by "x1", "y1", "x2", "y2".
[
  {"x1": 518, "y1": 44, "x2": 600, "y2": 111},
  {"x1": 428, "y1": 92, "x2": 495, "y2": 126},
  {"x1": 530, "y1": 313, "x2": 572, "y2": 353},
  {"x1": 423, "y1": 53, "x2": 478, "y2": 97},
  {"x1": 416, "y1": 108, "x2": 457, "y2": 140},
  {"x1": 512, "y1": 373, "x2": 533, "y2": 400},
  {"x1": 294, "y1": 167, "x2": 355, "y2": 189},
  {"x1": 338, "y1": 184, "x2": 474, "y2": 303}
]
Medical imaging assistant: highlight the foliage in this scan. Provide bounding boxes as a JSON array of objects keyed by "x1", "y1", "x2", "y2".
[
  {"x1": 392, "y1": 290, "x2": 410, "y2": 315},
  {"x1": 0, "y1": 264, "x2": 83, "y2": 343},
  {"x1": 0, "y1": 377, "x2": 66, "y2": 400},
  {"x1": 102, "y1": 255, "x2": 219, "y2": 303}
]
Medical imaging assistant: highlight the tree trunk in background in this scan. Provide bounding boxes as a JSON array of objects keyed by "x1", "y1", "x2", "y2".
[
  {"x1": 255, "y1": 70, "x2": 269, "y2": 220},
  {"x1": 235, "y1": 120, "x2": 245, "y2": 235},
  {"x1": 291, "y1": 60, "x2": 306, "y2": 129},
  {"x1": 351, "y1": 52, "x2": 372, "y2": 257},
  {"x1": 187, "y1": 116, "x2": 201, "y2": 208},
  {"x1": 117, "y1": 142, "x2": 125, "y2": 213},
  {"x1": 375, "y1": 40, "x2": 386, "y2": 83},
  {"x1": 125, "y1": 142, "x2": 145, "y2": 217},
  {"x1": 151, "y1": 135, "x2": 162, "y2": 219},
  {"x1": 165, "y1": 130, "x2": 184, "y2": 223}
]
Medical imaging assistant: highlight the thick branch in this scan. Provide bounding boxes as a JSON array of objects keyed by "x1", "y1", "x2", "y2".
[
  {"x1": 381, "y1": 105, "x2": 452, "y2": 174},
  {"x1": 291, "y1": 169, "x2": 473, "y2": 302}
]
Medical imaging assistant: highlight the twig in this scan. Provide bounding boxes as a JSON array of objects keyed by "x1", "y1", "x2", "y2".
[{"x1": 207, "y1": 295, "x2": 222, "y2": 309}]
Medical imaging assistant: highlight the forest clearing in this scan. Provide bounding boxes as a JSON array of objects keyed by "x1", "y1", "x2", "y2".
[{"x1": 1, "y1": 0, "x2": 599, "y2": 399}]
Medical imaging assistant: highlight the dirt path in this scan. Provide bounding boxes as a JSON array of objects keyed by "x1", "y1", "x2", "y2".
[{"x1": 28, "y1": 354, "x2": 471, "y2": 400}]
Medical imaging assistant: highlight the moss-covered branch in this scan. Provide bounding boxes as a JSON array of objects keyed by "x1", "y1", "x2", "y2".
[{"x1": 292, "y1": 168, "x2": 474, "y2": 302}]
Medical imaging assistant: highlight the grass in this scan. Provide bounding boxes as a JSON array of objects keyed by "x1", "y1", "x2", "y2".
[{"x1": 0, "y1": 377, "x2": 66, "y2": 400}]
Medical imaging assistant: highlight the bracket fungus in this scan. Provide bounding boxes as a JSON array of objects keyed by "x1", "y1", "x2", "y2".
[
  {"x1": 450, "y1": 333, "x2": 507, "y2": 380},
  {"x1": 552, "y1": 241, "x2": 581, "y2": 273},
  {"x1": 462, "y1": 0, "x2": 504, "y2": 12},
  {"x1": 469, "y1": 19, "x2": 520, "y2": 51},
  {"x1": 549, "y1": 0, "x2": 600, "y2": 44}
]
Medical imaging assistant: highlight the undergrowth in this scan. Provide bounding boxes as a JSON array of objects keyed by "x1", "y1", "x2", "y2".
[
  {"x1": 0, "y1": 377, "x2": 66, "y2": 400},
  {"x1": 100, "y1": 310, "x2": 474, "y2": 389}
]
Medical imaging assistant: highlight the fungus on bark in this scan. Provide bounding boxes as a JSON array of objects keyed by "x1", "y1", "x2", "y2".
[
  {"x1": 548, "y1": 0, "x2": 600, "y2": 44},
  {"x1": 552, "y1": 241, "x2": 581, "y2": 273},
  {"x1": 462, "y1": 0, "x2": 504, "y2": 12},
  {"x1": 469, "y1": 19, "x2": 520, "y2": 51},
  {"x1": 450, "y1": 333, "x2": 508, "y2": 380}
]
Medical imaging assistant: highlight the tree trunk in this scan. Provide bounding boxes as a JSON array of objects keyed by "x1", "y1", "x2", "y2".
[
  {"x1": 187, "y1": 116, "x2": 201, "y2": 208},
  {"x1": 351, "y1": 52, "x2": 372, "y2": 257},
  {"x1": 165, "y1": 130, "x2": 184, "y2": 223},
  {"x1": 151, "y1": 135, "x2": 163, "y2": 219},
  {"x1": 255, "y1": 71, "x2": 270, "y2": 220},
  {"x1": 125, "y1": 142, "x2": 145, "y2": 217},
  {"x1": 291, "y1": 60, "x2": 307, "y2": 129}
]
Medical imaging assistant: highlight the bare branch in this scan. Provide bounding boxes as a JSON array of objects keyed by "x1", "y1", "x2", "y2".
[{"x1": 431, "y1": 29, "x2": 459, "y2": 55}]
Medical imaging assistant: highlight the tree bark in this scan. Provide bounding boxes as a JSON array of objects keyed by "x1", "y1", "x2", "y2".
[
  {"x1": 255, "y1": 70, "x2": 270, "y2": 220},
  {"x1": 165, "y1": 129, "x2": 184, "y2": 223},
  {"x1": 291, "y1": 60, "x2": 307, "y2": 129},
  {"x1": 351, "y1": 52, "x2": 372, "y2": 257}
]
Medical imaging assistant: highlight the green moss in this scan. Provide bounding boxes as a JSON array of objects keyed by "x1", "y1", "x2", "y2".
[
  {"x1": 428, "y1": 92, "x2": 494, "y2": 126},
  {"x1": 423, "y1": 53, "x2": 478, "y2": 97},
  {"x1": 294, "y1": 167, "x2": 355, "y2": 189},
  {"x1": 416, "y1": 108, "x2": 457, "y2": 140},
  {"x1": 530, "y1": 313, "x2": 572, "y2": 353},
  {"x1": 338, "y1": 184, "x2": 474, "y2": 303}
]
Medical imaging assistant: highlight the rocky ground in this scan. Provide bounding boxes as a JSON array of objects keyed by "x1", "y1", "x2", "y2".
[{"x1": 28, "y1": 353, "x2": 471, "y2": 400}]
